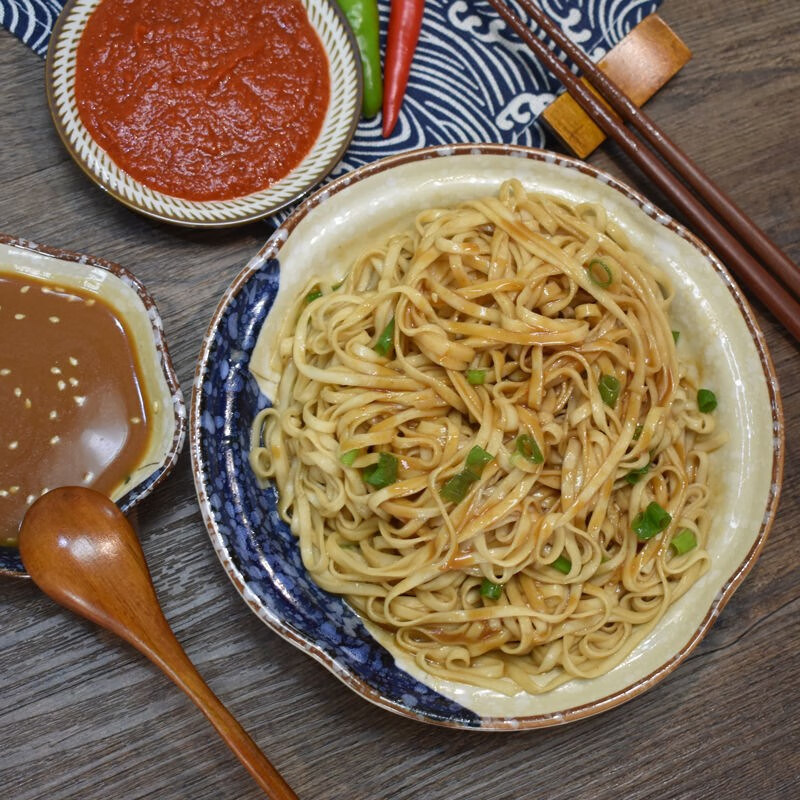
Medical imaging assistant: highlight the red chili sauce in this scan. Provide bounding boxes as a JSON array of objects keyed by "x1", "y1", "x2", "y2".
[
  {"x1": 0, "y1": 273, "x2": 151, "y2": 546},
  {"x1": 74, "y1": 0, "x2": 331, "y2": 202}
]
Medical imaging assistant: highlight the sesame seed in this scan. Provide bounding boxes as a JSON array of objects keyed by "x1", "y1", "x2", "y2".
[
  {"x1": 14, "y1": 313, "x2": 25, "y2": 320},
  {"x1": 24, "y1": 398, "x2": 31, "y2": 409},
  {"x1": 49, "y1": 316, "x2": 60, "y2": 323},
  {"x1": 74, "y1": 396, "x2": 87, "y2": 406},
  {"x1": 83, "y1": 472, "x2": 95, "y2": 483},
  {"x1": 57, "y1": 380, "x2": 66, "y2": 391},
  {"x1": 8, "y1": 441, "x2": 18, "y2": 450},
  {"x1": 69, "y1": 357, "x2": 79, "y2": 366},
  {"x1": 0, "y1": 368, "x2": 10, "y2": 376},
  {"x1": 13, "y1": 387, "x2": 21, "y2": 397},
  {"x1": 0, "y1": 490, "x2": 7, "y2": 498},
  {"x1": 20, "y1": 285, "x2": 30, "y2": 294},
  {"x1": 50, "y1": 435, "x2": 61, "y2": 445},
  {"x1": 9, "y1": 486, "x2": 19, "y2": 494},
  {"x1": 130, "y1": 416, "x2": 141, "y2": 424},
  {"x1": 69, "y1": 377, "x2": 79, "y2": 387},
  {"x1": 51, "y1": 366, "x2": 62, "y2": 375},
  {"x1": 25, "y1": 494, "x2": 35, "y2": 505}
]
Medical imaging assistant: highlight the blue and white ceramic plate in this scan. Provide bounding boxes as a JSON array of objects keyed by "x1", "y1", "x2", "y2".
[
  {"x1": 0, "y1": 235, "x2": 186, "y2": 577},
  {"x1": 190, "y1": 145, "x2": 783, "y2": 729}
]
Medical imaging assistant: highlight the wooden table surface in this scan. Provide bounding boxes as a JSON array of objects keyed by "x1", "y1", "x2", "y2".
[{"x1": 1, "y1": 1, "x2": 798, "y2": 798}]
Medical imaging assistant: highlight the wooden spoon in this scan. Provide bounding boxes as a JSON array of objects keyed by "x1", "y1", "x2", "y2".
[{"x1": 19, "y1": 486, "x2": 298, "y2": 800}]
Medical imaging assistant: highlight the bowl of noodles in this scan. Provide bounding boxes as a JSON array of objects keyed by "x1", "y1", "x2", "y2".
[{"x1": 190, "y1": 144, "x2": 783, "y2": 729}]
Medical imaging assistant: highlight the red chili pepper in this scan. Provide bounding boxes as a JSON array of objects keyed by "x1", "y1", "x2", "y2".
[{"x1": 382, "y1": 0, "x2": 425, "y2": 137}]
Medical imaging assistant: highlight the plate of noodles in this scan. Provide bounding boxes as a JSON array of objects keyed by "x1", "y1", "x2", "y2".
[{"x1": 190, "y1": 144, "x2": 783, "y2": 729}]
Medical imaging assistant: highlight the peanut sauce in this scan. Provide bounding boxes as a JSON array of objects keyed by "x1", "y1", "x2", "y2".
[
  {"x1": 74, "y1": 0, "x2": 330, "y2": 202},
  {"x1": 0, "y1": 274, "x2": 150, "y2": 546}
]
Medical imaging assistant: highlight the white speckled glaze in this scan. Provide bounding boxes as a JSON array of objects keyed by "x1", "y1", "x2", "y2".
[
  {"x1": 0, "y1": 236, "x2": 186, "y2": 577},
  {"x1": 45, "y1": 0, "x2": 362, "y2": 228},
  {"x1": 193, "y1": 145, "x2": 783, "y2": 728}
]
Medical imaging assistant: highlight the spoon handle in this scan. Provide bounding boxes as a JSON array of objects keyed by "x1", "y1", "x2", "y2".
[
  {"x1": 19, "y1": 487, "x2": 298, "y2": 800},
  {"x1": 133, "y1": 610, "x2": 298, "y2": 800}
]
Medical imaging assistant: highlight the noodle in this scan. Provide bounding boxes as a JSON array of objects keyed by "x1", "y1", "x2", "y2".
[{"x1": 249, "y1": 179, "x2": 724, "y2": 695}]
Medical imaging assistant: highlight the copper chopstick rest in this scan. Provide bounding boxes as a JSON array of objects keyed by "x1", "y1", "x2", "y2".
[{"x1": 486, "y1": 0, "x2": 800, "y2": 341}]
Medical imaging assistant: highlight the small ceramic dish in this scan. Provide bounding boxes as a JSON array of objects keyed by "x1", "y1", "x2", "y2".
[
  {"x1": 45, "y1": 0, "x2": 362, "y2": 228},
  {"x1": 0, "y1": 235, "x2": 186, "y2": 577},
  {"x1": 190, "y1": 144, "x2": 784, "y2": 729}
]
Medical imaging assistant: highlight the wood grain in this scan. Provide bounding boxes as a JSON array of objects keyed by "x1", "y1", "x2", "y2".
[
  {"x1": 543, "y1": 14, "x2": 692, "y2": 158},
  {"x1": 1, "y1": 1, "x2": 799, "y2": 798}
]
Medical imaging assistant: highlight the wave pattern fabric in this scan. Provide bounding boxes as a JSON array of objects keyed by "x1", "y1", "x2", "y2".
[
  {"x1": 3, "y1": 0, "x2": 661, "y2": 154},
  {"x1": 1, "y1": 0, "x2": 63, "y2": 55}
]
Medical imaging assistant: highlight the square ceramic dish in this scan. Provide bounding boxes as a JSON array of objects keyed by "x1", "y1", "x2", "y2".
[{"x1": 0, "y1": 235, "x2": 186, "y2": 576}]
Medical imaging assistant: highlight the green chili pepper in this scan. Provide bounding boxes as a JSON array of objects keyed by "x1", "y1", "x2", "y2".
[{"x1": 336, "y1": 0, "x2": 383, "y2": 118}]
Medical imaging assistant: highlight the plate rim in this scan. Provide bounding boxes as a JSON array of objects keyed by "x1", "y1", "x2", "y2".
[
  {"x1": 45, "y1": 0, "x2": 364, "y2": 228},
  {"x1": 189, "y1": 143, "x2": 785, "y2": 729}
]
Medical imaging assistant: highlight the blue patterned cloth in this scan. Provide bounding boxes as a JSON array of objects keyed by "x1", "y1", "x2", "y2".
[{"x1": 2, "y1": 0, "x2": 662, "y2": 159}]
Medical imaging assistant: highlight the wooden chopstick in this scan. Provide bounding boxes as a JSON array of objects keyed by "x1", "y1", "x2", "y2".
[
  {"x1": 516, "y1": 0, "x2": 800, "y2": 303},
  {"x1": 485, "y1": 0, "x2": 800, "y2": 341}
]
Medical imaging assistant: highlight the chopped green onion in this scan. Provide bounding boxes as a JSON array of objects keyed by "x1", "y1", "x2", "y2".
[
  {"x1": 440, "y1": 447, "x2": 495, "y2": 504},
  {"x1": 598, "y1": 374, "x2": 621, "y2": 408},
  {"x1": 514, "y1": 434, "x2": 543, "y2": 464},
  {"x1": 339, "y1": 449, "x2": 359, "y2": 467},
  {"x1": 625, "y1": 462, "x2": 651, "y2": 485},
  {"x1": 440, "y1": 469, "x2": 478, "y2": 504},
  {"x1": 670, "y1": 528, "x2": 698, "y2": 555},
  {"x1": 374, "y1": 316, "x2": 395, "y2": 357},
  {"x1": 332, "y1": 281, "x2": 343, "y2": 291},
  {"x1": 362, "y1": 452, "x2": 398, "y2": 488},
  {"x1": 480, "y1": 578, "x2": 503, "y2": 600},
  {"x1": 465, "y1": 445, "x2": 493, "y2": 474},
  {"x1": 551, "y1": 555, "x2": 572, "y2": 574},
  {"x1": 466, "y1": 368, "x2": 487, "y2": 385},
  {"x1": 633, "y1": 424, "x2": 644, "y2": 441},
  {"x1": 305, "y1": 288, "x2": 323, "y2": 304},
  {"x1": 672, "y1": 330, "x2": 680, "y2": 344},
  {"x1": 587, "y1": 258, "x2": 613, "y2": 288},
  {"x1": 697, "y1": 388, "x2": 717, "y2": 413},
  {"x1": 632, "y1": 501, "x2": 672, "y2": 541}
]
